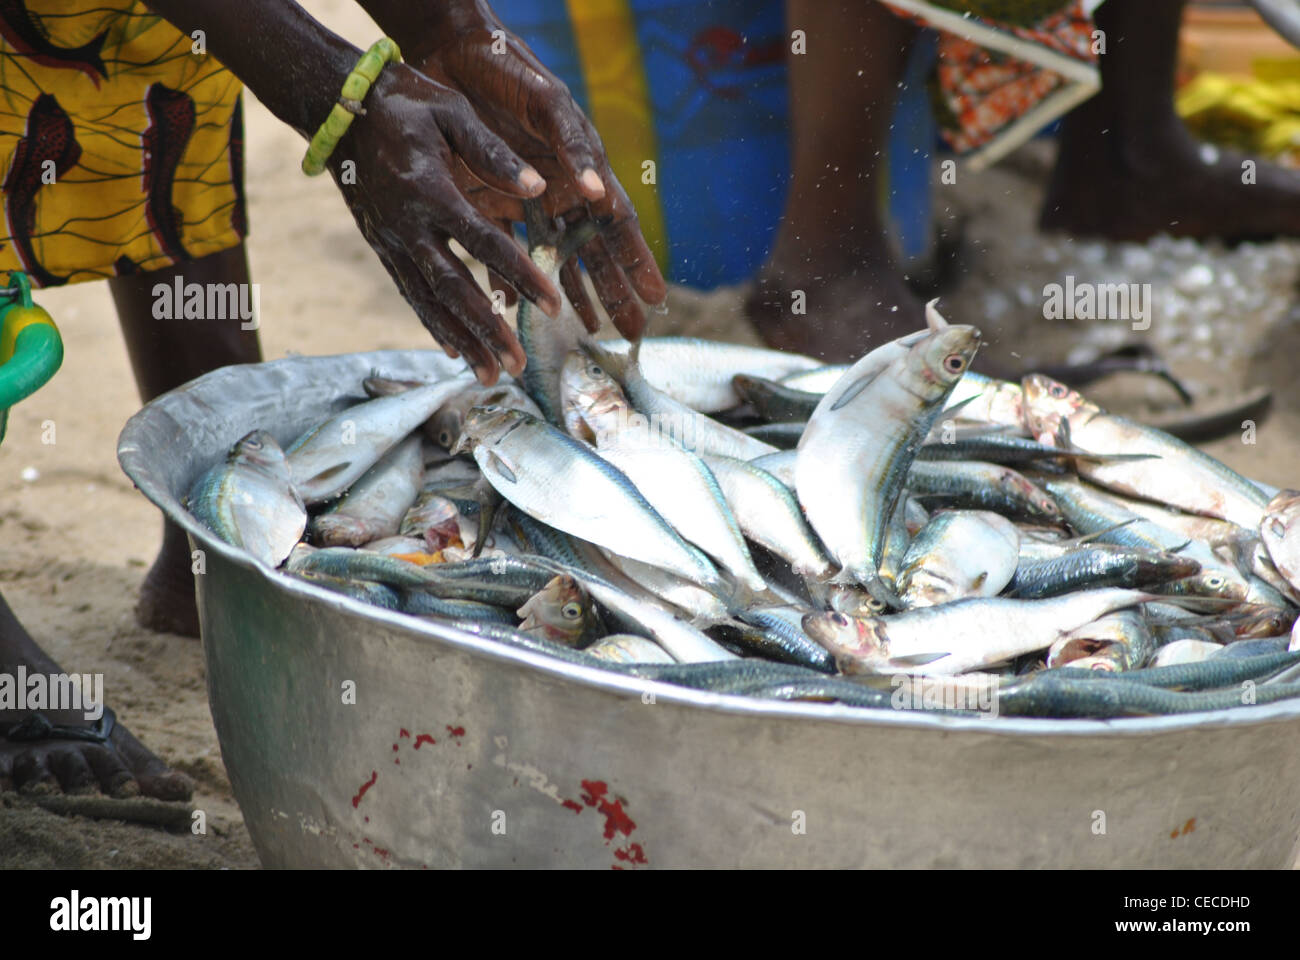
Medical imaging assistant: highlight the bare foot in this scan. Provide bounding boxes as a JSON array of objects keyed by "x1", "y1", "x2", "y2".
[
  {"x1": 134, "y1": 520, "x2": 200, "y2": 638},
  {"x1": 1042, "y1": 123, "x2": 1300, "y2": 243},
  {"x1": 0, "y1": 595, "x2": 193, "y2": 799}
]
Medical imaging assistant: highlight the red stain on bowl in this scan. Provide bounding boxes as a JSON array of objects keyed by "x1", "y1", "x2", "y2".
[
  {"x1": 351, "y1": 771, "x2": 378, "y2": 808},
  {"x1": 413, "y1": 733, "x2": 436, "y2": 749},
  {"x1": 580, "y1": 779, "x2": 637, "y2": 842}
]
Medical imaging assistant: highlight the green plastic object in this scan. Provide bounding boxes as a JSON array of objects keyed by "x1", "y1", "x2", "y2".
[{"x1": 0, "y1": 271, "x2": 63, "y2": 444}]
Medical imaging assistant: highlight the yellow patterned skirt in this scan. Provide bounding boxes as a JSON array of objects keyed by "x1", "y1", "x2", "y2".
[{"x1": 0, "y1": 0, "x2": 244, "y2": 287}]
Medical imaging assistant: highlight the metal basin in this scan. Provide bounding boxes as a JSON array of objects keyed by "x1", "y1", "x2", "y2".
[{"x1": 118, "y1": 350, "x2": 1300, "y2": 868}]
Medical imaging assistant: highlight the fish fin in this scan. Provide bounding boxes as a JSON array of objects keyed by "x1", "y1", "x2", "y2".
[
  {"x1": 940, "y1": 394, "x2": 979, "y2": 419},
  {"x1": 482, "y1": 449, "x2": 518, "y2": 484},
  {"x1": 830, "y1": 367, "x2": 886, "y2": 411},
  {"x1": 862, "y1": 575, "x2": 903, "y2": 612},
  {"x1": 1074, "y1": 518, "x2": 1139, "y2": 545},
  {"x1": 888, "y1": 651, "x2": 951, "y2": 667},
  {"x1": 925, "y1": 298, "x2": 949, "y2": 331}
]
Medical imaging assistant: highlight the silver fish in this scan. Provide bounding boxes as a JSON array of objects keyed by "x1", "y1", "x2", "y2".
[
  {"x1": 1023, "y1": 374, "x2": 1269, "y2": 528},
  {"x1": 188, "y1": 430, "x2": 306, "y2": 567},
  {"x1": 1261, "y1": 489, "x2": 1300, "y2": 596},
  {"x1": 585, "y1": 340, "x2": 780, "y2": 461},
  {"x1": 598, "y1": 337, "x2": 821, "y2": 412},
  {"x1": 561, "y1": 351, "x2": 767, "y2": 596},
  {"x1": 805, "y1": 588, "x2": 1154, "y2": 675},
  {"x1": 517, "y1": 574, "x2": 596, "y2": 648},
  {"x1": 898, "y1": 510, "x2": 1021, "y2": 608},
  {"x1": 309, "y1": 434, "x2": 423, "y2": 547},
  {"x1": 796, "y1": 319, "x2": 981, "y2": 602},
  {"x1": 585, "y1": 634, "x2": 676, "y2": 664},
  {"x1": 452, "y1": 406, "x2": 722, "y2": 588},
  {"x1": 286, "y1": 378, "x2": 470, "y2": 504},
  {"x1": 701, "y1": 454, "x2": 834, "y2": 580}
]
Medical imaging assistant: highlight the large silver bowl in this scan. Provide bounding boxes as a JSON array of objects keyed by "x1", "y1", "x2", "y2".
[{"x1": 118, "y1": 350, "x2": 1300, "y2": 868}]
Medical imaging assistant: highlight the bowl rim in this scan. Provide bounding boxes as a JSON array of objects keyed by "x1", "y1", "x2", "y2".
[{"x1": 117, "y1": 349, "x2": 1300, "y2": 739}]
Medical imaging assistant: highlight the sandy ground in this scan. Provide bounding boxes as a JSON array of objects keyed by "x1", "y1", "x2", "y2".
[{"x1": 2, "y1": 0, "x2": 1299, "y2": 869}]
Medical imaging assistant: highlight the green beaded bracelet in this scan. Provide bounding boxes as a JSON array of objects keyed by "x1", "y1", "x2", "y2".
[{"x1": 301, "y1": 37, "x2": 402, "y2": 176}]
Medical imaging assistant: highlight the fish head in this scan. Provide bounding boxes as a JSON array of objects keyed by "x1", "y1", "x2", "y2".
[
  {"x1": 1263, "y1": 490, "x2": 1300, "y2": 544},
  {"x1": 801, "y1": 611, "x2": 890, "y2": 673},
  {"x1": 429, "y1": 408, "x2": 462, "y2": 450},
  {"x1": 1169, "y1": 569, "x2": 1249, "y2": 602},
  {"x1": 912, "y1": 324, "x2": 982, "y2": 395},
  {"x1": 402, "y1": 493, "x2": 463, "y2": 551},
  {"x1": 451, "y1": 405, "x2": 526, "y2": 455},
  {"x1": 559, "y1": 350, "x2": 628, "y2": 443},
  {"x1": 517, "y1": 574, "x2": 590, "y2": 646},
  {"x1": 994, "y1": 468, "x2": 1061, "y2": 521},
  {"x1": 827, "y1": 584, "x2": 888, "y2": 618},
  {"x1": 231, "y1": 430, "x2": 289, "y2": 473},
  {"x1": 1020, "y1": 374, "x2": 1096, "y2": 442},
  {"x1": 1233, "y1": 604, "x2": 1297, "y2": 638},
  {"x1": 362, "y1": 375, "x2": 426, "y2": 398}
]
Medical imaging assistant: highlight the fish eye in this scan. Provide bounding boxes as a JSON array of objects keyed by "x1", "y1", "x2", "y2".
[
  {"x1": 1049, "y1": 383, "x2": 1067, "y2": 399},
  {"x1": 942, "y1": 354, "x2": 966, "y2": 374},
  {"x1": 438, "y1": 429, "x2": 454, "y2": 447},
  {"x1": 587, "y1": 363, "x2": 605, "y2": 379},
  {"x1": 1206, "y1": 575, "x2": 1224, "y2": 588},
  {"x1": 561, "y1": 602, "x2": 582, "y2": 620}
]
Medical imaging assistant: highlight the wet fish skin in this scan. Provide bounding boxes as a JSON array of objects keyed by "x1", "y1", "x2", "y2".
[
  {"x1": 515, "y1": 208, "x2": 597, "y2": 426},
  {"x1": 310, "y1": 434, "x2": 424, "y2": 547},
  {"x1": 599, "y1": 337, "x2": 821, "y2": 412},
  {"x1": 286, "y1": 571, "x2": 402, "y2": 609},
  {"x1": 796, "y1": 321, "x2": 981, "y2": 602},
  {"x1": 729, "y1": 607, "x2": 836, "y2": 673},
  {"x1": 285, "y1": 544, "x2": 440, "y2": 589},
  {"x1": 1056, "y1": 650, "x2": 1300, "y2": 690},
  {"x1": 584, "y1": 340, "x2": 780, "y2": 461},
  {"x1": 898, "y1": 510, "x2": 1020, "y2": 608},
  {"x1": 1048, "y1": 609, "x2": 1154, "y2": 670},
  {"x1": 286, "y1": 377, "x2": 472, "y2": 504},
  {"x1": 731, "y1": 374, "x2": 819, "y2": 423},
  {"x1": 1260, "y1": 489, "x2": 1300, "y2": 596},
  {"x1": 1010, "y1": 546, "x2": 1200, "y2": 600},
  {"x1": 188, "y1": 430, "x2": 306, "y2": 568},
  {"x1": 909, "y1": 459, "x2": 1061, "y2": 523},
  {"x1": 1151, "y1": 639, "x2": 1222, "y2": 667},
  {"x1": 399, "y1": 590, "x2": 519, "y2": 624},
  {"x1": 584, "y1": 634, "x2": 675, "y2": 664},
  {"x1": 805, "y1": 589, "x2": 1154, "y2": 676},
  {"x1": 454, "y1": 406, "x2": 724, "y2": 589},
  {"x1": 741, "y1": 422, "x2": 804, "y2": 449},
  {"x1": 601, "y1": 552, "x2": 731, "y2": 623},
  {"x1": 999, "y1": 672, "x2": 1300, "y2": 718},
  {"x1": 1023, "y1": 374, "x2": 1269, "y2": 528},
  {"x1": 702, "y1": 454, "x2": 834, "y2": 580}
]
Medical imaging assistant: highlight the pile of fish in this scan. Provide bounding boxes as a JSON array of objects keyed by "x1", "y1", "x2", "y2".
[{"x1": 186, "y1": 218, "x2": 1300, "y2": 721}]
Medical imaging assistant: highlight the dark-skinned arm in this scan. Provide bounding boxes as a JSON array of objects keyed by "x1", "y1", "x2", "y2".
[
  {"x1": 357, "y1": 0, "x2": 668, "y2": 340},
  {"x1": 144, "y1": 0, "x2": 562, "y2": 383}
]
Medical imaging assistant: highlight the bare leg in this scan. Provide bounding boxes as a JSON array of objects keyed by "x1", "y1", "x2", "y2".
[
  {"x1": 111, "y1": 244, "x2": 261, "y2": 636},
  {"x1": 1042, "y1": 0, "x2": 1300, "y2": 241},
  {"x1": 746, "y1": 0, "x2": 924, "y2": 361},
  {"x1": 0, "y1": 590, "x2": 192, "y2": 798}
]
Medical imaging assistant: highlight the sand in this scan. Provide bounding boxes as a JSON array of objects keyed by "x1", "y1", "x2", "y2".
[{"x1": 2, "y1": 0, "x2": 1297, "y2": 869}]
